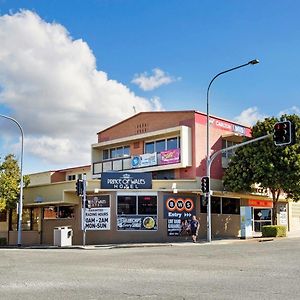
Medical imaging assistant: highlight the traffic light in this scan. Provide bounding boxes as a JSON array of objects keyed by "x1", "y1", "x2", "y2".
[
  {"x1": 76, "y1": 179, "x2": 84, "y2": 196},
  {"x1": 201, "y1": 176, "x2": 210, "y2": 193},
  {"x1": 273, "y1": 121, "x2": 295, "y2": 146}
]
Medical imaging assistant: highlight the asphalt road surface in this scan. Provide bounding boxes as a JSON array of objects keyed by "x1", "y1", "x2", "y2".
[{"x1": 1, "y1": 238, "x2": 300, "y2": 299}]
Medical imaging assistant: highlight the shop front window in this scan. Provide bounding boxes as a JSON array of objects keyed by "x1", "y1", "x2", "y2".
[
  {"x1": 117, "y1": 194, "x2": 158, "y2": 231},
  {"x1": 200, "y1": 196, "x2": 221, "y2": 214},
  {"x1": 138, "y1": 196, "x2": 157, "y2": 215},
  {"x1": 0, "y1": 210, "x2": 7, "y2": 222},
  {"x1": 9, "y1": 208, "x2": 40, "y2": 231},
  {"x1": 43, "y1": 206, "x2": 75, "y2": 219},
  {"x1": 117, "y1": 196, "x2": 137, "y2": 215},
  {"x1": 222, "y1": 198, "x2": 240, "y2": 214}
]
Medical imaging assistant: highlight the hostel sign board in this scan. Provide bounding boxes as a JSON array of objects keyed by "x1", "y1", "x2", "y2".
[
  {"x1": 85, "y1": 195, "x2": 110, "y2": 230},
  {"x1": 101, "y1": 172, "x2": 152, "y2": 189}
]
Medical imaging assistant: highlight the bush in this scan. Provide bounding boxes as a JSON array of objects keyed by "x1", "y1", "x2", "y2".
[
  {"x1": 0, "y1": 237, "x2": 7, "y2": 246},
  {"x1": 261, "y1": 225, "x2": 287, "y2": 237}
]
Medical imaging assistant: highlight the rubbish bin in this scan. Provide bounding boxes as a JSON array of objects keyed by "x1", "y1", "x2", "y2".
[{"x1": 53, "y1": 226, "x2": 73, "y2": 247}]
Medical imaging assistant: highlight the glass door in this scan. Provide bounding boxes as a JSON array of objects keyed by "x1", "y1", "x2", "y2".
[{"x1": 253, "y1": 208, "x2": 272, "y2": 232}]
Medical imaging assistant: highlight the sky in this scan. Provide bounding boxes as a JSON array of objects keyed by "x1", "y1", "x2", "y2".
[{"x1": 0, "y1": 0, "x2": 299, "y2": 174}]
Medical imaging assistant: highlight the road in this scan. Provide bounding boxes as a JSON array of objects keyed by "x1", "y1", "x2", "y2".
[{"x1": 1, "y1": 238, "x2": 300, "y2": 299}]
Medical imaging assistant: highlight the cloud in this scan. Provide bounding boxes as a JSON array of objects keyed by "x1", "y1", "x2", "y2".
[
  {"x1": 279, "y1": 106, "x2": 300, "y2": 116},
  {"x1": 0, "y1": 10, "x2": 163, "y2": 169},
  {"x1": 132, "y1": 68, "x2": 180, "y2": 91},
  {"x1": 234, "y1": 107, "x2": 267, "y2": 126}
]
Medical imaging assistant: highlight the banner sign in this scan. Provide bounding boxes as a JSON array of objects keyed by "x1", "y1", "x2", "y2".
[
  {"x1": 167, "y1": 219, "x2": 192, "y2": 237},
  {"x1": 164, "y1": 194, "x2": 197, "y2": 236},
  {"x1": 160, "y1": 149, "x2": 180, "y2": 165},
  {"x1": 117, "y1": 215, "x2": 157, "y2": 231},
  {"x1": 101, "y1": 172, "x2": 152, "y2": 189},
  {"x1": 84, "y1": 195, "x2": 110, "y2": 230},
  {"x1": 131, "y1": 153, "x2": 157, "y2": 168},
  {"x1": 163, "y1": 194, "x2": 196, "y2": 219},
  {"x1": 196, "y1": 114, "x2": 251, "y2": 137}
]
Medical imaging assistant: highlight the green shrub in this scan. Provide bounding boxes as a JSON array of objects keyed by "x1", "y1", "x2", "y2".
[
  {"x1": 261, "y1": 225, "x2": 287, "y2": 237},
  {"x1": 0, "y1": 237, "x2": 7, "y2": 246}
]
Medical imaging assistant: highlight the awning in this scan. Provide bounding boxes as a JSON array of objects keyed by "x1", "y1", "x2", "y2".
[{"x1": 221, "y1": 133, "x2": 246, "y2": 143}]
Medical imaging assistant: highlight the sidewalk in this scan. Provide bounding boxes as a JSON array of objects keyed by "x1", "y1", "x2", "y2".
[{"x1": 2, "y1": 233, "x2": 299, "y2": 250}]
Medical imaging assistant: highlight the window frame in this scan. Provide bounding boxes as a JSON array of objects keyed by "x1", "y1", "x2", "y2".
[
  {"x1": 116, "y1": 192, "x2": 158, "y2": 216},
  {"x1": 43, "y1": 205, "x2": 75, "y2": 220},
  {"x1": 144, "y1": 136, "x2": 180, "y2": 154},
  {"x1": 103, "y1": 145, "x2": 131, "y2": 160}
]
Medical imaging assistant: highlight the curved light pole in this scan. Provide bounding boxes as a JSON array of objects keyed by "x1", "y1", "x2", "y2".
[
  {"x1": 206, "y1": 59, "x2": 259, "y2": 243},
  {"x1": 0, "y1": 114, "x2": 24, "y2": 247}
]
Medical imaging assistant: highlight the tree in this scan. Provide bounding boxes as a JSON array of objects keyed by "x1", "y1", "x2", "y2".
[
  {"x1": 0, "y1": 154, "x2": 30, "y2": 212},
  {"x1": 223, "y1": 114, "x2": 300, "y2": 224}
]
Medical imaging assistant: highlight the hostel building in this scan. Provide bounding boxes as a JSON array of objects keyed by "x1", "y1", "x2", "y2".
[{"x1": 0, "y1": 110, "x2": 298, "y2": 245}]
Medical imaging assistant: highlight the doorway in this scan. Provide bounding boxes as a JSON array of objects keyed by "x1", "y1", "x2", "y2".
[{"x1": 253, "y1": 208, "x2": 272, "y2": 232}]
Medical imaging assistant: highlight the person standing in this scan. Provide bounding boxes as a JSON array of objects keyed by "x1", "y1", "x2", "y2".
[{"x1": 190, "y1": 215, "x2": 200, "y2": 243}]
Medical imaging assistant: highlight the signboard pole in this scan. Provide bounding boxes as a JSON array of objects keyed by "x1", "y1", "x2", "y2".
[{"x1": 82, "y1": 174, "x2": 87, "y2": 246}]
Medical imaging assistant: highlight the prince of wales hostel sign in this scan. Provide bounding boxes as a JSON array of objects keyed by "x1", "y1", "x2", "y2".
[
  {"x1": 85, "y1": 195, "x2": 110, "y2": 230},
  {"x1": 101, "y1": 172, "x2": 152, "y2": 189}
]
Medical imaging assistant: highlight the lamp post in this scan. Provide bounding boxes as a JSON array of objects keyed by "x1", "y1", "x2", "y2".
[
  {"x1": 0, "y1": 114, "x2": 24, "y2": 247},
  {"x1": 206, "y1": 59, "x2": 259, "y2": 243}
]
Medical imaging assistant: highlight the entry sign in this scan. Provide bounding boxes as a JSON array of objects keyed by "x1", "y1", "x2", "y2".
[{"x1": 163, "y1": 194, "x2": 196, "y2": 219}]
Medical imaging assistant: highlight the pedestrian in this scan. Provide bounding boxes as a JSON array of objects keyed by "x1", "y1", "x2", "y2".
[{"x1": 190, "y1": 215, "x2": 200, "y2": 243}]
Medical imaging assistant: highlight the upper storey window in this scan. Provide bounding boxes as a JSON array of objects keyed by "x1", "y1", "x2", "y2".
[
  {"x1": 222, "y1": 140, "x2": 238, "y2": 159},
  {"x1": 145, "y1": 137, "x2": 180, "y2": 154},
  {"x1": 103, "y1": 145, "x2": 130, "y2": 160}
]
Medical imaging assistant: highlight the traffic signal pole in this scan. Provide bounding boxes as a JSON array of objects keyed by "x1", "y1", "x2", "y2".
[
  {"x1": 82, "y1": 174, "x2": 87, "y2": 246},
  {"x1": 206, "y1": 133, "x2": 272, "y2": 243}
]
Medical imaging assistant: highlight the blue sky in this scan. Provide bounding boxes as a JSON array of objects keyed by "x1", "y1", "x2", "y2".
[{"x1": 0, "y1": 0, "x2": 299, "y2": 173}]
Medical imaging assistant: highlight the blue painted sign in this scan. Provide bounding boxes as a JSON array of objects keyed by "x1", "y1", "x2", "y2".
[{"x1": 101, "y1": 172, "x2": 152, "y2": 189}]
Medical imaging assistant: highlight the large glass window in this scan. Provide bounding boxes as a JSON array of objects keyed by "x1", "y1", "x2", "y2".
[
  {"x1": 0, "y1": 210, "x2": 7, "y2": 222},
  {"x1": 138, "y1": 196, "x2": 157, "y2": 215},
  {"x1": 123, "y1": 146, "x2": 130, "y2": 156},
  {"x1": 103, "y1": 149, "x2": 109, "y2": 160},
  {"x1": 200, "y1": 196, "x2": 221, "y2": 214},
  {"x1": 117, "y1": 196, "x2": 137, "y2": 215},
  {"x1": 156, "y1": 140, "x2": 166, "y2": 153},
  {"x1": 152, "y1": 170, "x2": 175, "y2": 180},
  {"x1": 67, "y1": 174, "x2": 76, "y2": 181},
  {"x1": 43, "y1": 206, "x2": 75, "y2": 219},
  {"x1": 222, "y1": 197, "x2": 240, "y2": 214},
  {"x1": 9, "y1": 208, "x2": 40, "y2": 231},
  {"x1": 167, "y1": 137, "x2": 178, "y2": 150},
  {"x1": 145, "y1": 137, "x2": 180, "y2": 154},
  {"x1": 222, "y1": 140, "x2": 239, "y2": 159},
  {"x1": 145, "y1": 142, "x2": 155, "y2": 154},
  {"x1": 103, "y1": 145, "x2": 130, "y2": 160},
  {"x1": 117, "y1": 195, "x2": 157, "y2": 215}
]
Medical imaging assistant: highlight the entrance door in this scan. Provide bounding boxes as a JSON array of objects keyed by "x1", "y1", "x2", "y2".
[{"x1": 253, "y1": 208, "x2": 272, "y2": 232}]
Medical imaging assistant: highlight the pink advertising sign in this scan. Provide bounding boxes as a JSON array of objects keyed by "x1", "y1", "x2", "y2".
[{"x1": 160, "y1": 149, "x2": 180, "y2": 165}]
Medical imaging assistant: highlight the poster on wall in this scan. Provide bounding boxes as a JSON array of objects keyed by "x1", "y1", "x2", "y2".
[
  {"x1": 84, "y1": 195, "x2": 110, "y2": 230},
  {"x1": 163, "y1": 194, "x2": 197, "y2": 236},
  {"x1": 160, "y1": 149, "x2": 180, "y2": 165},
  {"x1": 131, "y1": 153, "x2": 157, "y2": 168},
  {"x1": 117, "y1": 215, "x2": 157, "y2": 231}
]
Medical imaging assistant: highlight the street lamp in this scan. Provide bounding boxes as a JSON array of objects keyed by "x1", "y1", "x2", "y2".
[
  {"x1": 0, "y1": 114, "x2": 24, "y2": 247},
  {"x1": 206, "y1": 59, "x2": 259, "y2": 243}
]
